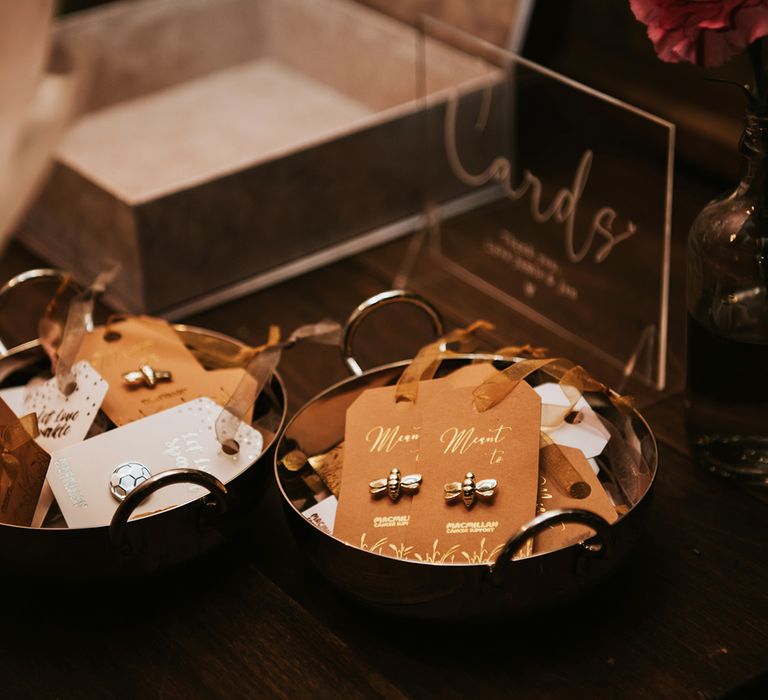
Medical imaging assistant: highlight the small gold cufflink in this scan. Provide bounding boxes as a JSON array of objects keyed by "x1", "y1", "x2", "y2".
[{"x1": 122, "y1": 364, "x2": 173, "y2": 389}]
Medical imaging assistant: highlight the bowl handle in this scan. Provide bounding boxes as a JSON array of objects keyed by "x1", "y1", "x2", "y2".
[
  {"x1": 340, "y1": 289, "x2": 444, "y2": 376},
  {"x1": 0, "y1": 268, "x2": 84, "y2": 357},
  {"x1": 488, "y1": 508, "x2": 614, "y2": 586},
  {"x1": 109, "y1": 468, "x2": 229, "y2": 554}
]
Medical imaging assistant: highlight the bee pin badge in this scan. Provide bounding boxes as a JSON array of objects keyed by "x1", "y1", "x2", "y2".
[
  {"x1": 444, "y1": 472, "x2": 497, "y2": 508},
  {"x1": 369, "y1": 468, "x2": 422, "y2": 502}
]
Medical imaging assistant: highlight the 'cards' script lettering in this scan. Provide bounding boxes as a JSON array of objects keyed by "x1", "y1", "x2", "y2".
[{"x1": 445, "y1": 92, "x2": 637, "y2": 263}]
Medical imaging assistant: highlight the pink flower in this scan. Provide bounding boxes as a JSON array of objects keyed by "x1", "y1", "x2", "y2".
[{"x1": 630, "y1": 0, "x2": 768, "y2": 67}]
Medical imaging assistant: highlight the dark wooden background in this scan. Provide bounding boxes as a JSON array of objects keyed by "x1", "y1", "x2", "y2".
[{"x1": 1, "y1": 158, "x2": 767, "y2": 698}]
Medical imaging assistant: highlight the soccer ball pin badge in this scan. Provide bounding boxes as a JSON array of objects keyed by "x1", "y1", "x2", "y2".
[{"x1": 110, "y1": 462, "x2": 152, "y2": 502}]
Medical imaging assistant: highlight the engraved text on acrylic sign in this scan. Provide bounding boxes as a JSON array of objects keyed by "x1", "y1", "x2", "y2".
[{"x1": 421, "y1": 18, "x2": 674, "y2": 390}]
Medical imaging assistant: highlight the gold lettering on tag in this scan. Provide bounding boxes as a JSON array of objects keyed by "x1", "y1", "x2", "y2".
[
  {"x1": 365, "y1": 425, "x2": 420, "y2": 453},
  {"x1": 440, "y1": 425, "x2": 511, "y2": 457}
]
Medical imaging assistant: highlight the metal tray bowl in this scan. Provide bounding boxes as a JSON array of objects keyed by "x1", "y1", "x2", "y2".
[
  {"x1": 274, "y1": 291, "x2": 658, "y2": 620},
  {"x1": 0, "y1": 269, "x2": 287, "y2": 579}
]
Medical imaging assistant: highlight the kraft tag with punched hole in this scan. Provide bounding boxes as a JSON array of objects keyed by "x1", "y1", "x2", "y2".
[
  {"x1": 46, "y1": 397, "x2": 263, "y2": 529},
  {"x1": 406, "y1": 381, "x2": 541, "y2": 564},
  {"x1": 75, "y1": 316, "x2": 248, "y2": 425},
  {"x1": 0, "y1": 399, "x2": 50, "y2": 526},
  {"x1": 534, "y1": 444, "x2": 618, "y2": 554},
  {"x1": 332, "y1": 363, "x2": 501, "y2": 559}
]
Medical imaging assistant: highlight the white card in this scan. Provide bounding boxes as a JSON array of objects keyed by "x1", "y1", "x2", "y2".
[
  {"x1": 535, "y1": 383, "x2": 610, "y2": 460},
  {"x1": 302, "y1": 495, "x2": 338, "y2": 535},
  {"x1": 0, "y1": 385, "x2": 26, "y2": 417},
  {"x1": 20, "y1": 362, "x2": 110, "y2": 527},
  {"x1": 47, "y1": 397, "x2": 263, "y2": 528},
  {"x1": 23, "y1": 361, "x2": 109, "y2": 452}
]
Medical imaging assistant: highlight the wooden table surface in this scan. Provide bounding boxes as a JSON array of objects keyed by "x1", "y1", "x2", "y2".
[{"x1": 1, "y1": 169, "x2": 767, "y2": 700}]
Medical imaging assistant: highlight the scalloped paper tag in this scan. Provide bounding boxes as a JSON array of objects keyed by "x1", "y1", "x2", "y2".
[{"x1": 23, "y1": 360, "x2": 109, "y2": 527}]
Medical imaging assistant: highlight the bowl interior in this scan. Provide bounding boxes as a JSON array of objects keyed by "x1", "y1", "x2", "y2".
[
  {"x1": 0, "y1": 324, "x2": 287, "y2": 530},
  {"x1": 275, "y1": 355, "x2": 657, "y2": 563}
]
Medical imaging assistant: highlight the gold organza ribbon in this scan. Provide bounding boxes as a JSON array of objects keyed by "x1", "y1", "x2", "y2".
[
  {"x1": 495, "y1": 344, "x2": 549, "y2": 358},
  {"x1": 473, "y1": 353, "x2": 635, "y2": 499},
  {"x1": 473, "y1": 356, "x2": 635, "y2": 418},
  {"x1": 472, "y1": 357, "x2": 560, "y2": 413},
  {"x1": 215, "y1": 320, "x2": 342, "y2": 452},
  {"x1": 0, "y1": 413, "x2": 39, "y2": 507},
  {"x1": 38, "y1": 265, "x2": 120, "y2": 395},
  {"x1": 37, "y1": 273, "x2": 72, "y2": 370},
  {"x1": 394, "y1": 320, "x2": 495, "y2": 403}
]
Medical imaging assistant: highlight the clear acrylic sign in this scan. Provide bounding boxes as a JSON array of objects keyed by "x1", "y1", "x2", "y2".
[{"x1": 413, "y1": 18, "x2": 675, "y2": 391}]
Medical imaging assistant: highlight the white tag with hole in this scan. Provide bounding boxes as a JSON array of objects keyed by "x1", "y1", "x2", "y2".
[
  {"x1": 47, "y1": 397, "x2": 263, "y2": 528},
  {"x1": 23, "y1": 362, "x2": 110, "y2": 527},
  {"x1": 535, "y1": 383, "x2": 610, "y2": 460},
  {"x1": 23, "y1": 361, "x2": 109, "y2": 452},
  {"x1": 0, "y1": 385, "x2": 26, "y2": 417}
]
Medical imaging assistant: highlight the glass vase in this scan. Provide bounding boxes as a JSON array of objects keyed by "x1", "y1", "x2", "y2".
[{"x1": 686, "y1": 112, "x2": 768, "y2": 482}]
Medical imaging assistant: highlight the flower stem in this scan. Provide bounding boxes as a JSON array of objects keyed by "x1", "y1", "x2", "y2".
[{"x1": 748, "y1": 37, "x2": 767, "y2": 116}]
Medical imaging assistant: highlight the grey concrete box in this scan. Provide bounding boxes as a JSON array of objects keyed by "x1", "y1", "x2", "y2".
[{"x1": 20, "y1": 0, "x2": 498, "y2": 315}]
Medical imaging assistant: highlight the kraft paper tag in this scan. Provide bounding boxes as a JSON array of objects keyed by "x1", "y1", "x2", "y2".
[
  {"x1": 534, "y1": 444, "x2": 618, "y2": 554},
  {"x1": 333, "y1": 387, "x2": 421, "y2": 557},
  {"x1": 47, "y1": 397, "x2": 263, "y2": 528},
  {"x1": 0, "y1": 399, "x2": 50, "y2": 526},
  {"x1": 407, "y1": 382, "x2": 541, "y2": 564},
  {"x1": 22, "y1": 361, "x2": 109, "y2": 527},
  {"x1": 333, "y1": 363, "x2": 501, "y2": 558},
  {"x1": 75, "y1": 316, "x2": 246, "y2": 425}
]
